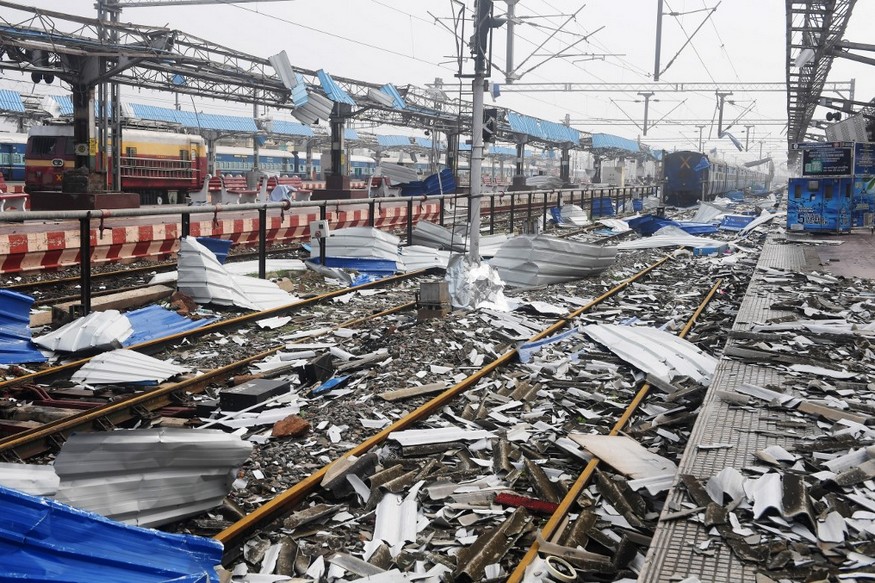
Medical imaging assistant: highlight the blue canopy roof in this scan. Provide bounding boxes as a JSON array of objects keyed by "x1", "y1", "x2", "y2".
[
  {"x1": 272, "y1": 120, "x2": 314, "y2": 137},
  {"x1": 377, "y1": 135, "x2": 412, "y2": 148},
  {"x1": 380, "y1": 84, "x2": 406, "y2": 109},
  {"x1": 591, "y1": 133, "x2": 640, "y2": 153},
  {"x1": 130, "y1": 104, "x2": 258, "y2": 132},
  {"x1": 507, "y1": 111, "x2": 581, "y2": 144},
  {"x1": 0, "y1": 90, "x2": 24, "y2": 113}
]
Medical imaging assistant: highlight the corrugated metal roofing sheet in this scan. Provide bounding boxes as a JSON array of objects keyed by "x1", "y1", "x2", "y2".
[
  {"x1": 508, "y1": 111, "x2": 581, "y2": 144},
  {"x1": 0, "y1": 290, "x2": 47, "y2": 364},
  {"x1": 414, "y1": 137, "x2": 433, "y2": 148},
  {"x1": 33, "y1": 310, "x2": 132, "y2": 353},
  {"x1": 377, "y1": 135, "x2": 412, "y2": 148},
  {"x1": 124, "y1": 304, "x2": 214, "y2": 346},
  {"x1": 489, "y1": 146, "x2": 516, "y2": 156},
  {"x1": 591, "y1": 133, "x2": 640, "y2": 153},
  {"x1": 70, "y1": 349, "x2": 189, "y2": 386},
  {"x1": 130, "y1": 104, "x2": 258, "y2": 132},
  {"x1": 380, "y1": 83, "x2": 406, "y2": 109},
  {"x1": 0, "y1": 483, "x2": 224, "y2": 582},
  {"x1": 0, "y1": 89, "x2": 25, "y2": 113},
  {"x1": 317, "y1": 69, "x2": 356, "y2": 106},
  {"x1": 52, "y1": 428, "x2": 253, "y2": 528},
  {"x1": 272, "y1": 119, "x2": 314, "y2": 137}
]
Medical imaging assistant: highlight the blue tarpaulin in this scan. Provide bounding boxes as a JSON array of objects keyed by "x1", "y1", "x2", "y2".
[
  {"x1": 0, "y1": 484, "x2": 223, "y2": 582},
  {"x1": 0, "y1": 290, "x2": 47, "y2": 364},
  {"x1": 124, "y1": 305, "x2": 215, "y2": 347},
  {"x1": 400, "y1": 169, "x2": 456, "y2": 196}
]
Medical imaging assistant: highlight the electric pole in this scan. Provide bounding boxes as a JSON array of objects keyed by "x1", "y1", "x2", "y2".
[
  {"x1": 716, "y1": 91, "x2": 733, "y2": 136},
  {"x1": 744, "y1": 125, "x2": 754, "y2": 151},
  {"x1": 696, "y1": 125, "x2": 705, "y2": 152},
  {"x1": 638, "y1": 92, "x2": 655, "y2": 136}
]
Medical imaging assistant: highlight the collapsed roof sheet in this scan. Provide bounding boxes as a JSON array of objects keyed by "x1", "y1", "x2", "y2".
[
  {"x1": 489, "y1": 235, "x2": 617, "y2": 288},
  {"x1": 0, "y1": 483, "x2": 223, "y2": 582},
  {"x1": 0, "y1": 290, "x2": 47, "y2": 364},
  {"x1": 70, "y1": 349, "x2": 189, "y2": 386},
  {"x1": 582, "y1": 323, "x2": 717, "y2": 385},
  {"x1": 124, "y1": 304, "x2": 215, "y2": 346},
  {"x1": 321, "y1": 227, "x2": 400, "y2": 262},
  {"x1": 177, "y1": 237, "x2": 292, "y2": 311},
  {"x1": 33, "y1": 310, "x2": 132, "y2": 353},
  {"x1": 52, "y1": 428, "x2": 252, "y2": 528}
]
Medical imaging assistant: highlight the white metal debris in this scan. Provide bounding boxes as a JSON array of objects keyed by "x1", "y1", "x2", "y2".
[
  {"x1": 33, "y1": 310, "x2": 132, "y2": 353},
  {"x1": 581, "y1": 324, "x2": 717, "y2": 385},
  {"x1": 0, "y1": 462, "x2": 59, "y2": 496},
  {"x1": 52, "y1": 428, "x2": 252, "y2": 527},
  {"x1": 388, "y1": 426, "x2": 494, "y2": 447},
  {"x1": 177, "y1": 237, "x2": 294, "y2": 311},
  {"x1": 70, "y1": 349, "x2": 189, "y2": 386},
  {"x1": 397, "y1": 245, "x2": 451, "y2": 272},
  {"x1": 316, "y1": 227, "x2": 400, "y2": 262},
  {"x1": 364, "y1": 481, "x2": 424, "y2": 560},
  {"x1": 446, "y1": 255, "x2": 509, "y2": 310},
  {"x1": 569, "y1": 434, "x2": 677, "y2": 480},
  {"x1": 490, "y1": 235, "x2": 618, "y2": 288}
]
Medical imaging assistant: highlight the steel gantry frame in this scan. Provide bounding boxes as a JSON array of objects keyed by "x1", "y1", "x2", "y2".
[
  {"x1": 785, "y1": 0, "x2": 857, "y2": 161},
  {"x1": 496, "y1": 81, "x2": 853, "y2": 93}
]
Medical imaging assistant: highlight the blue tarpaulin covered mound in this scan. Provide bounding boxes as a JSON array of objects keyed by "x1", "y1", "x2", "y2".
[
  {"x1": 0, "y1": 484, "x2": 223, "y2": 582},
  {"x1": 627, "y1": 214, "x2": 718, "y2": 237},
  {"x1": 400, "y1": 169, "x2": 456, "y2": 196},
  {"x1": 0, "y1": 290, "x2": 47, "y2": 364}
]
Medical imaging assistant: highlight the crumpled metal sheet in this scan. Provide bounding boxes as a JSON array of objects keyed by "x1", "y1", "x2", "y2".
[
  {"x1": 446, "y1": 254, "x2": 509, "y2": 310},
  {"x1": 0, "y1": 289, "x2": 47, "y2": 364},
  {"x1": 70, "y1": 349, "x2": 189, "y2": 386},
  {"x1": 490, "y1": 234, "x2": 617, "y2": 288},
  {"x1": 318, "y1": 227, "x2": 400, "y2": 262},
  {"x1": 33, "y1": 310, "x2": 132, "y2": 353},
  {"x1": 582, "y1": 323, "x2": 718, "y2": 385},
  {"x1": 0, "y1": 462, "x2": 59, "y2": 496},
  {"x1": 0, "y1": 483, "x2": 223, "y2": 582},
  {"x1": 52, "y1": 428, "x2": 252, "y2": 528},
  {"x1": 123, "y1": 305, "x2": 215, "y2": 347},
  {"x1": 177, "y1": 236, "x2": 292, "y2": 311}
]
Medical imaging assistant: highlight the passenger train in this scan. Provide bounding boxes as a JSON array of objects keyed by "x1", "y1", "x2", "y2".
[
  {"x1": 0, "y1": 132, "x2": 27, "y2": 182},
  {"x1": 663, "y1": 150, "x2": 768, "y2": 207}
]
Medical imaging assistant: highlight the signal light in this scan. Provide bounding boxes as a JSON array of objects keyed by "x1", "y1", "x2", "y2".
[{"x1": 826, "y1": 111, "x2": 842, "y2": 122}]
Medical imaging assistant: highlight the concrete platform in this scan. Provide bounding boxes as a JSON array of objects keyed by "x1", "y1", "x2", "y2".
[{"x1": 639, "y1": 227, "x2": 875, "y2": 582}]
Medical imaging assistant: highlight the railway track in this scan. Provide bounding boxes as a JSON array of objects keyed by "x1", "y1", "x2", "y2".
[
  {"x1": 201, "y1": 246, "x2": 745, "y2": 580},
  {"x1": 0, "y1": 197, "x2": 774, "y2": 580}
]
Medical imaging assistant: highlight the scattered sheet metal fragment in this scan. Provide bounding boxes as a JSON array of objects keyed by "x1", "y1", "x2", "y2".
[
  {"x1": 569, "y1": 434, "x2": 677, "y2": 480},
  {"x1": 33, "y1": 309, "x2": 133, "y2": 353},
  {"x1": 582, "y1": 324, "x2": 717, "y2": 385},
  {"x1": 0, "y1": 462, "x2": 59, "y2": 496},
  {"x1": 52, "y1": 428, "x2": 252, "y2": 527},
  {"x1": 388, "y1": 426, "x2": 494, "y2": 446},
  {"x1": 706, "y1": 467, "x2": 746, "y2": 505},
  {"x1": 70, "y1": 349, "x2": 189, "y2": 386},
  {"x1": 364, "y1": 481, "x2": 424, "y2": 560},
  {"x1": 818, "y1": 511, "x2": 847, "y2": 543},
  {"x1": 746, "y1": 473, "x2": 783, "y2": 519}
]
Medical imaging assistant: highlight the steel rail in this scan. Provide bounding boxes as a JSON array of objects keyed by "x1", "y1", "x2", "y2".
[
  {"x1": 214, "y1": 254, "x2": 673, "y2": 558},
  {"x1": 0, "y1": 297, "x2": 417, "y2": 460},
  {"x1": 506, "y1": 278, "x2": 723, "y2": 583}
]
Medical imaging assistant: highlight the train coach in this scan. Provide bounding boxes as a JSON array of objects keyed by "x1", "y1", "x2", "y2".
[
  {"x1": 25, "y1": 126, "x2": 207, "y2": 205},
  {"x1": 663, "y1": 150, "x2": 767, "y2": 207},
  {"x1": 0, "y1": 132, "x2": 27, "y2": 182}
]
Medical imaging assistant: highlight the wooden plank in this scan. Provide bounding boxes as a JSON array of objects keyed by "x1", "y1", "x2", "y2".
[
  {"x1": 379, "y1": 382, "x2": 447, "y2": 402},
  {"x1": 52, "y1": 285, "x2": 175, "y2": 324}
]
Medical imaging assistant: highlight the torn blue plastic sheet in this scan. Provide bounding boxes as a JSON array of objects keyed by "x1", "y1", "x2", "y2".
[
  {"x1": 0, "y1": 484, "x2": 223, "y2": 582},
  {"x1": 719, "y1": 215, "x2": 756, "y2": 231},
  {"x1": 123, "y1": 305, "x2": 215, "y2": 347},
  {"x1": 516, "y1": 327, "x2": 581, "y2": 364},
  {"x1": 309, "y1": 256, "x2": 397, "y2": 276},
  {"x1": 0, "y1": 290, "x2": 47, "y2": 364},
  {"x1": 311, "y1": 375, "x2": 351, "y2": 396}
]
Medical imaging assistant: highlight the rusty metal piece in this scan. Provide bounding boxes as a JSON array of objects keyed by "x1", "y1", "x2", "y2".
[
  {"x1": 524, "y1": 457, "x2": 563, "y2": 504},
  {"x1": 559, "y1": 510, "x2": 597, "y2": 547},
  {"x1": 282, "y1": 503, "x2": 337, "y2": 530},
  {"x1": 453, "y1": 507, "x2": 531, "y2": 582},
  {"x1": 493, "y1": 437, "x2": 514, "y2": 474}
]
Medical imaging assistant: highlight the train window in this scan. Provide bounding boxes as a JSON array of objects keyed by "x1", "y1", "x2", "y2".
[
  {"x1": 30, "y1": 137, "x2": 56, "y2": 156},
  {"x1": 179, "y1": 149, "x2": 190, "y2": 161},
  {"x1": 13, "y1": 153, "x2": 23, "y2": 164},
  {"x1": 0, "y1": 153, "x2": 8, "y2": 164},
  {"x1": 126, "y1": 147, "x2": 137, "y2": 157}
]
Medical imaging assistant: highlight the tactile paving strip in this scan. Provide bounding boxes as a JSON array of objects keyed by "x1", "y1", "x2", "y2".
[{"x1": 639, "y1": 232, "x2": 820, "y2": 583}]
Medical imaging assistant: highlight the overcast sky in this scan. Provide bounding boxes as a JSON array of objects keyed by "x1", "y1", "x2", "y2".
[{"x1": 4, "y1": 1, "x2": 875, "y2": 168}]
